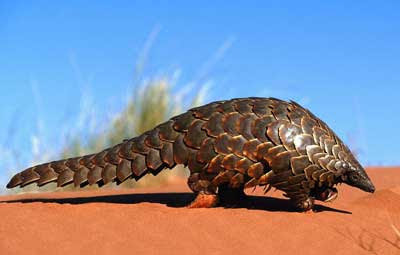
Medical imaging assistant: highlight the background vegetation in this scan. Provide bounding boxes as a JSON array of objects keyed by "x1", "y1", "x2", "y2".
[{"x1": 3, "y1": 74, "x2": 206, "y2": 193}]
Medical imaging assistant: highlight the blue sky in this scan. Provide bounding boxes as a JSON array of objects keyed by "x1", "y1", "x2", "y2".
[{"x1": 0, "y1": 1, "x2": 399, "y2": 185}]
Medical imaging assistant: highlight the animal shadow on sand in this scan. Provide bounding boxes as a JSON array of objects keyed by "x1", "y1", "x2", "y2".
[{"x1": 2, "y1": 192, "x2": 351, "y2": 214}]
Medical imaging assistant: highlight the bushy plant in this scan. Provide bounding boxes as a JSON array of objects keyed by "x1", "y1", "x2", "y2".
[{"x1": 5, "y1": 76, "x2": 205, "y2": 193}]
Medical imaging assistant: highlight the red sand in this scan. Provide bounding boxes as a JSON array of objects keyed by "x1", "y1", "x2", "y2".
[{"x1": 1, "y1": 168, "x2": 400, "y2": 255}]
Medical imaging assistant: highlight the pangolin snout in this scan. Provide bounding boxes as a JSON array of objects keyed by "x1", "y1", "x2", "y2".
[{"x1": 365, "y1": 182, "x2": 375, "y2": 193}]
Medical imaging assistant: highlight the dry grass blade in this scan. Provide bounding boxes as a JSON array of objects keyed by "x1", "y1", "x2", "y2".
[{"x1": 391, "y1": 224, "x2": 400, "y2": 238}]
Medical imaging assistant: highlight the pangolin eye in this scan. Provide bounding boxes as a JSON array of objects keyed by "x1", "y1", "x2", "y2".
[{"x1": 349, "y1": 173, "x2": 360, "y2": 182}]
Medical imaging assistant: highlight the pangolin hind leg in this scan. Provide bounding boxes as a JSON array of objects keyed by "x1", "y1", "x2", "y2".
[
  {"x1": 186, "y1": 173, "x2": 219, "y2": 208},
  {"x1": 186, "y1": 173, "x2": 249, "y2": 208},
  {"x1": 187, "y1": 192, "x2": 219, "y2": 208},
  {"x1": 187, "y1": 185, "x2": 249, "y2": 208}
]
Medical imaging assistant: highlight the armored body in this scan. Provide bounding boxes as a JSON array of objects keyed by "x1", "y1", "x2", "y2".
[{"x1": 7, "y1": 97, "x2": 375, "y2": 211}]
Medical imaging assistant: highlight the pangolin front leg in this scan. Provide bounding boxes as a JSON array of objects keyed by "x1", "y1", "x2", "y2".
[{"x1": 291, "y1": 195, "x2": 315, "y2": 212}]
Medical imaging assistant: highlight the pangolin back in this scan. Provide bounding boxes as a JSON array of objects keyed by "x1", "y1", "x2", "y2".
[{"x1": 6, "y1": 97, "x2": 375, "y2": 211}]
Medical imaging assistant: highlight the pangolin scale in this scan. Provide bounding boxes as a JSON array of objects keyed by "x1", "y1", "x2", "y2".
[{"x1": 6, "y1": 97, "x2": 375, "y2": 211}]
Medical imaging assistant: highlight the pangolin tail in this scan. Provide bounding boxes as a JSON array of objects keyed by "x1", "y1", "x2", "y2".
[{"x1": 6, "y1": 119, "x2": 184, "y2": 189}]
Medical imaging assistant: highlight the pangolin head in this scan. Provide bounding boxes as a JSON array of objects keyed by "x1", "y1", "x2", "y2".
[
  {"x1": 339, "y1": 146, "x2": 375, "y2": 193},
  {"x1": 342, "y1": 161, "x2": 375, "y2": 193},
  {"x1": 311, "y1": 144, "x2": 375, "y2": 203}
]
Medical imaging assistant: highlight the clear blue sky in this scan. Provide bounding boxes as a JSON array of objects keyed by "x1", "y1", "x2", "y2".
[{"x1": 0, "y1": 1, "x2": 399, "y2": 185}]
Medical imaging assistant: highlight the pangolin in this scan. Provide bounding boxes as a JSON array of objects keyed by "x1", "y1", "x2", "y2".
[{"x1": 6, "y1": 97, "x2": 375, "y2": 211}]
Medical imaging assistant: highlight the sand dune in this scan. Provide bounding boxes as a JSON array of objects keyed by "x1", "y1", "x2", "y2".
[{"x1": 0, "y1": 168, "x2": 399, "y2": 255}]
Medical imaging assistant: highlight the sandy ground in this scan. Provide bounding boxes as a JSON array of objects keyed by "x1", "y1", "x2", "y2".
[{"x1": 0, "y1": 167, "x2": 399, "y2": 255}]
